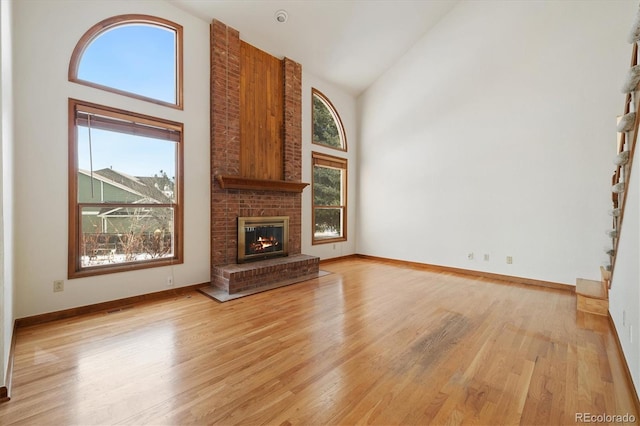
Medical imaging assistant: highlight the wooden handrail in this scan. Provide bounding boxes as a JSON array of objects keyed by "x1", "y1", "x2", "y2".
[{"x1": 610, "y1": 42, "x2": 640, "y2": 285}]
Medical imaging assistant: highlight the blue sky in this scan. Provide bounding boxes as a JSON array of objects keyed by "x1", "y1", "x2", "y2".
[
  {"x1": 78, "y1": 128, "x2": 176, "y2": 180},
  {"x1": 78, "y1": 24, "x2": 176, "y2": 104},
  {"x1": 77, "y1": 24, "x2": 177, "y2": 178}
]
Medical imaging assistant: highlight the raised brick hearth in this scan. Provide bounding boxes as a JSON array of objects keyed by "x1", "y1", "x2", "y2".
[
  {"x1": 206, "y1": 19, "x2": 319, "y2": 299},
  {"x1": 212, "y1": 254, "x2": 319, "y2": 294}
]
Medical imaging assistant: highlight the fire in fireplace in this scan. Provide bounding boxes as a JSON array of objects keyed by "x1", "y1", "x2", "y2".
[{"x1": 237, "y1": 216, "x2": 289, "y2": 263}]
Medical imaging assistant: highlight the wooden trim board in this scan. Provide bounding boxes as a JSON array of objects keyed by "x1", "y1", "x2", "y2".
[
  {"x1": 15, "y1": 283, "x2": 208, "y2": 328},
  {"x1": 353, "y1": 254, "x2": 574, "y2": 292},
  {"x1": 608, "y1": 313, "x2": 640, "y2": 416}
]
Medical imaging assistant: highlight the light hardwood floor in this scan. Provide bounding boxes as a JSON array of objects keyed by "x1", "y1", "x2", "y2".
[{"x1": 1, "y1": 258, "x2": 637, "y2": 425}]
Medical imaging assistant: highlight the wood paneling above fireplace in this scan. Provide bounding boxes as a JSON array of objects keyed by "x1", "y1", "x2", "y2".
[{"x1": 239, "y1": 41, "x2": 284, "y2": 181}]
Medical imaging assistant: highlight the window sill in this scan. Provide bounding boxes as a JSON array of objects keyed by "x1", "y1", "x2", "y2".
[
  {"x1": 69, "y1": 257, "x2": 182, "y2": 279},
  {"x1": 312, "y1": 237, "x2": 347, "y2": 245}
]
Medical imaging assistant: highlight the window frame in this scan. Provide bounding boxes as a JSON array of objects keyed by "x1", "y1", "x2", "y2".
[
  {"x1": 312, "y1": 151, "x2": 348, "y2": 245},
  {"x1": 68, "y1": 14, "x2": 184, "y2": 110},
  {"x1": 68, "y1": 98, "x2": 184, "y2": 279},
  {"x1": 311, "y1": 88, "x2": 347, "y2": 152}
]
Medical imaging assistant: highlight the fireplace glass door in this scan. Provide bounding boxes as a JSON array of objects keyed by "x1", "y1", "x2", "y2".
[{"x1": 238, "y1": 216, "x2": 289, "y2": 263}]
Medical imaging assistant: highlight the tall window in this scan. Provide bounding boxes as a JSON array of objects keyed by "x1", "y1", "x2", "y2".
[
  {"x1": 312, "y1": 88, "x2": 347, "y2": 244},
  {"x1": 68, "y1": 15, "x2": 184, "y2": 278},
  {"x1": 69, "y1": 15, "x2": 183, "y2": 109},
  {"x1": 312, "y1": 153, "x2": 347, "y2": 244},
  {"x1": 312, "y1": 88, "x2": 347, "y2": 151}
]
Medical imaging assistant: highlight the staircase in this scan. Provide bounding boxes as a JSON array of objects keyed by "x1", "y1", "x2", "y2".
[{"x1": 576, "y1": 27, "x2": 640, "y2": 316}]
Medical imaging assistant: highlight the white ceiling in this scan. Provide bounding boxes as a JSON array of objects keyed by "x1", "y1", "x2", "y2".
[{"x1": 168, "y1": 0, "x2": 459, "y2": 96}]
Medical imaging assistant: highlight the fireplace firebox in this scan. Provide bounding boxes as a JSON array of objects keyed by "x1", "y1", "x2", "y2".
[{"x1": 237, "y1": 216, "x2": 289, "y2": 263}]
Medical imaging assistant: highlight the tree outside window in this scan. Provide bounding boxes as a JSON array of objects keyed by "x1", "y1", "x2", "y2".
[
  {"x1": 312, "y1": 89, "x2": 346, "y2": 151},
  {"x1": 311, "y1": 88, "x2": 348, "y2": 244},
  {"x1": 312, "y1": 152, "x2": 347, "y2": 243}
]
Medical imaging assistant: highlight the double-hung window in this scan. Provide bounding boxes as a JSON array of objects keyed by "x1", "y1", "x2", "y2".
[
  {"x1": 68, "y1": 100, "x2": 183, "y2": 277},
  {"x1": 312, "y1": 152, "x2": 347, "y2": 243}
]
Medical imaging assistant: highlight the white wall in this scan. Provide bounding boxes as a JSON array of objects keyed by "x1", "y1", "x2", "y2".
[
  {"x1": 12, "y1": 0, "x2": 210, "y2": 318},
  {"x1": 357, "y1": 0, "x2": 635, "y2": 285},
  {"x1": 0, "y1": 0, "x2": 15, "y2": 389},
  {"x1": 302, "y1": 71, "x2": 357, "y2": 260},
  {"x1": 610, "y1": 143, "x2": 640, "y2": 393}
]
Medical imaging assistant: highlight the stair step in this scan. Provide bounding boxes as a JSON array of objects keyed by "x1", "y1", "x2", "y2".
[
  {"x1": 600, "y1": 266, "x2": 612, "y2": 289},
  {"x1": 576, "y1": 278, "x2": 609, "y2": 316},
  {"x1": 576, "y1": 278, "x2": 608, "y2": 300}
]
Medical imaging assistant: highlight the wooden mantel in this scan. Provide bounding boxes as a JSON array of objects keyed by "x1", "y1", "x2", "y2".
[{"x1": 215, "y1": 175, "x2": 309, "y2": 193}]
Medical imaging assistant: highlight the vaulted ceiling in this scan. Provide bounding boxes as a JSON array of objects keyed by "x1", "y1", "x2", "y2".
[{"x1": 169, "y1": 0, "x2": 459, "y2": 95}]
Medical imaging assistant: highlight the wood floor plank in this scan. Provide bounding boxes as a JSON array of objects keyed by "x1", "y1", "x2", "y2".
[{"x1": 0, "y1": 258, "x2": 637, "y2": 425}]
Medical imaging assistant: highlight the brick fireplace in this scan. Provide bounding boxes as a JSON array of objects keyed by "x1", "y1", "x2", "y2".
[{"x1": 206, "y1": 20, "x2": 319, "y2": 298}]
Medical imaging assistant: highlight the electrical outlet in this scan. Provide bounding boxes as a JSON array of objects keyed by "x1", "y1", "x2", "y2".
[
  {"x1": 468, "y1": 252, "x2": 474, "y2": 260},
  {"x1": 484, "y1": 254, "x2": 490, "y2": 261},
  {"x1": 166, "y1": 276, "x2": 174, "y2": 287},
  {"x1": 53, "y1": 280, "x2": 64, "y2": 292},
  {"x1": 506, "y1": 256, "x2": 513, "y2": 264}
]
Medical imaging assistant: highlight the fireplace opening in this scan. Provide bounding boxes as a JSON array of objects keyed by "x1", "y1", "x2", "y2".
[{"x1": 238, "y1": 216, "x2": 289, "y2": 263}]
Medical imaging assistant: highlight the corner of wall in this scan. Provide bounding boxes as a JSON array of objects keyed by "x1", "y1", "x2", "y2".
[{"x1": 0, "y1": 0, "x2": 15, "y2": 392}]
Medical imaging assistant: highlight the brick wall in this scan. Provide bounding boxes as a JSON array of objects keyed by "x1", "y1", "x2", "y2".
[{"x1": 210, "y1": 20, "x2": 303, "y2": 272}]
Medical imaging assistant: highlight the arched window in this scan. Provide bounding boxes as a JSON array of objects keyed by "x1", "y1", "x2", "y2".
[
  {"x1": 69, "y1": 15, "x2": 183, "y2": 109},
  {"x1": 68, "y1": 15, "x2": 184, "y2": 278},
  {"x1": 311, "y1": 88, "x2": 348, "y2": 244},
  {"x1": 312, "y1": 88, "x2": 347, "y2": 151}
]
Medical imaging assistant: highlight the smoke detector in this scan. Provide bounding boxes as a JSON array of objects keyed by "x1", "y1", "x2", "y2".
[{"x1": 275, "y1": 10, "x2": 288, "y2": 23}]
